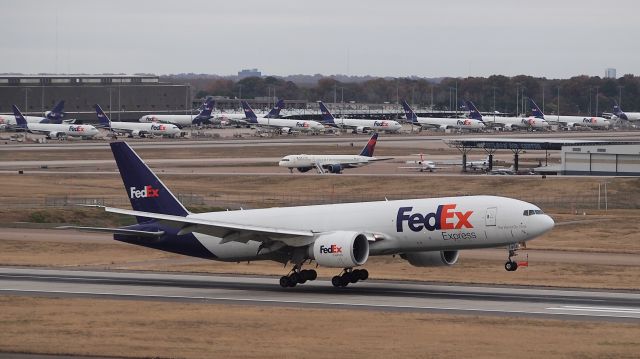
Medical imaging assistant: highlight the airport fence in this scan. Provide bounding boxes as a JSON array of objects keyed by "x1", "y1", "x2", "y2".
[{"x1": 3, "y1": 191, "x2": 638, "y2": 213}]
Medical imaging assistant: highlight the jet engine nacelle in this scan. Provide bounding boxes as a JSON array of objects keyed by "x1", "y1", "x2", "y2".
[
  {"x1": 297, "y1": 167, "x2": 312, "y2": 173},
  {"x1": 281, "y1": 127, "x2": 292, "y2": 134},
  {"x1": 47, "y1": 131, "x2": 62, "y2": 138},
  {"x1": 131, "y1": 130, "x2": 140, "y2": 137},
  {"x1": 400, "y1": 250, "x2": 459, "y2": 267},
  {"x1": 310, "y1": 231, "x2": 369, "y2": 268},
  {"x1": 354, "y1": 126, "x2": 366, "y2": 134},
  {"x1": 326, "y1": 164, "x2": 342, "y2": 173}
]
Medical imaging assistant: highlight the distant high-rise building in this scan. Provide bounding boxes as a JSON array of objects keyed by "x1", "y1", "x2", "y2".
[
  {"x1": 238, "y1": 68, "x2": 261, "y2": 79},
  {"x1": 605, "y1": 68, "x2": 616, "y2": 79}
]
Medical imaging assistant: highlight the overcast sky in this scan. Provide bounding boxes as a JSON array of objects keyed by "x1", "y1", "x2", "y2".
[{"x1": 2, "y1": 0, "x2": 639, "y2": 79}]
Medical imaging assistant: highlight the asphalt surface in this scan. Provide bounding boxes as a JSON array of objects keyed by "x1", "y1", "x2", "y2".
[{"x1": 1, "y1": 267, "x2": 638, "y2": 323}]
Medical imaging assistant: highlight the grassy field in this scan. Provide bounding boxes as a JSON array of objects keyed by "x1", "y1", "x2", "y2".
[{"x1": 1, "y1": 296, "x2": 639, "y2": 359}]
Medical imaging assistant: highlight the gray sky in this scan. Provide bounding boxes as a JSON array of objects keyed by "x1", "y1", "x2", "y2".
[{"x1": 2, "y1": 0, "x2": 639, "y2": 78}]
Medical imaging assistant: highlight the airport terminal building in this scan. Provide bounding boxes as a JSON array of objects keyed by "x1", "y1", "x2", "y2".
[{"x1": 0, "y1": 74, "x2": 191, "y2": 122}]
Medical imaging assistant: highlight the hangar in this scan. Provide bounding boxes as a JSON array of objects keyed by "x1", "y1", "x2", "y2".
[
  {"x1": 561, "y1": 144, "x2": 640, "y2": 176},
  {"x1": 445, "y1": 138, "x2": 640, "y2": 176},
  {"x1": 0, "y1": 74, "x2": 191, "y2": 122}
]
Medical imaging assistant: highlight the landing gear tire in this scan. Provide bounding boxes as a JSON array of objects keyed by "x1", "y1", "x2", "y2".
[
  {"x1": 504, "y1": 261, "x2": 518, "y2": 272},
  {"x1": 301, "y1": 269, "x2": 317, "y2": 281},
  {"x1": 280, "y1": 276, "x2": 293, "y2": 288},
  {"x1": 354, "y1": 269, "x2": 369, "y2": 281},
  {"x1": 332, "y1": 275, "x2": 344, "y2": 288}
]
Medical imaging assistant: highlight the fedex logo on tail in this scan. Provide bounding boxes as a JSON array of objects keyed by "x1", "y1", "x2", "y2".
[
  {"x1": 130, "y1": 185, "x2": 160, "y2": 199},
  {"x1": 396, "y1": 205, "x2": 473, "y2": 232}
]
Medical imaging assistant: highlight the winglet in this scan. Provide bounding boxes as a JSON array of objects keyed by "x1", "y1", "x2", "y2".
[
  {"x1": 400, "y1": 100, "x2": 418, "y2": 123},
  {"x1": 318, "y1": 101, "x2": 336, "y2": 124},
  {"x1": 240, "y1": 101, "x2": 258, "y2": 123},
  {"x1": 359, "y1": 132, "x2": 379, "y2": 157},
  {"x1": 529, "y1": 98, "x2": 545, "y2": 119},
  {"x1": 110, "y1": 141, "x2": 189, "y2": 223},
  {"x1": 11, "y1": 105, "x2": 28, "y2": 129}
]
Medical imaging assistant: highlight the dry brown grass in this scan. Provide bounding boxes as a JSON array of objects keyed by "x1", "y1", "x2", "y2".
[{"x1": 0, "y1": 296, "x2": 639, "y2": 359}]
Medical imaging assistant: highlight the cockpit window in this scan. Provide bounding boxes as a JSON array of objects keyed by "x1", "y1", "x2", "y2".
[
  {"x1": 281, "y1": 158, "x2": 290, "y2": 162},
  {"x1": 523, "y1": 209, "x2": 545, "y2": 216}
]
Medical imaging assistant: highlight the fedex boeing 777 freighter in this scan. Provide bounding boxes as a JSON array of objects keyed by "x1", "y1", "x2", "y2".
[{"x1": 63, "y1": 142, "x2": 554, "y2": 288}]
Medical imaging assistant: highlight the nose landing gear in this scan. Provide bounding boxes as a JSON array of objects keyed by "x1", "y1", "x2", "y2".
[
  {"x1": 331, "y1": 268, "x2": 369, "y2": 288},
  {"x1": 505, "y1": 243, "x2": 526, "y2": 272}
]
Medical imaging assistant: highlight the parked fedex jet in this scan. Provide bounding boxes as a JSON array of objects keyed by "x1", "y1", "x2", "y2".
[
  {"x1": 241, "y1": 100, "x2": 324, "y2": 133},
  {"x1": 138, "y1": 98, "x2": 215, "y2": 127},
  {"x1": 61, "y1": 141, "x2": 554, "y2": 288},
  {"x1": 401, "y1": 100, "x2": 485, "y2": 131},
  {"x1": 529, "y1": 99, "x2": 609, "y2": 129},
  {"x1": 465, "y1": 100, "x2": 549, "y2": 130},
  {"x1": 612, "y1": 101, "x2": 640, "y2": 121},
  {"x1": 278, "y1": 132, "x2": 391, "y2": 174},
  {"x1": 95, "y1": 104, "x2": 181, "y2": 138},
  {"x1": 0, "y1": 100, "x2": 66, "y2": 128},
  {"x1": 318, "y1": 101, "x2": 402, "y2": 133},
  {"x1": 11, "y1": 105, "x2": 99, "y2": 139}
]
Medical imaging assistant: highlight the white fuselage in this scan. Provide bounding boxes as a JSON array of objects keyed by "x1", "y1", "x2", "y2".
[
  {"x1": 482, "y1": 116, "x2": 549, "y2": 130},
  {"x1": 414, "y1": 117, "x2": 485, "y2": 130},
  {"x1": 253, "y1": 117, "x2": 325, "y2": 132},
  {"x1": 331, "y1": 118, "x2": 402, "y2": 132},
  {"x1": 615, "y1": 112, "x2": 640, "y2": 121},
  {"x1": 279, "y1": 154, "x2": 374, "y2": 169},
  {"x1": 0, "y1": 114, "x2": 49, "y2": 127},
  {"x1": 109, "y1": 121, "x2": 181, "y2": 137},
  {"x1": 185, "y1": 195, "x2": 554, "y2": 261},
  {"x1": 139, "y1": 114, "x2": 200, "y2": 127},
  {"x1": 22, "y1": 123, "x2": 99, "y2": 138},
  {"x1": 546, "y1": 115, "x2": 610, "y2": 128}
]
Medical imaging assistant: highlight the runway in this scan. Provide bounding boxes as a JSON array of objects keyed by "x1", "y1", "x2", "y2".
[{"x1": 1, "y1": 267, "x2": 638, "y2": 323}]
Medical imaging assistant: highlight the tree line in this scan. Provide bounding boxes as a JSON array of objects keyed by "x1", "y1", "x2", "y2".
[{"x1": 168, "y1": 74, "x2": 640, "y2": 115}]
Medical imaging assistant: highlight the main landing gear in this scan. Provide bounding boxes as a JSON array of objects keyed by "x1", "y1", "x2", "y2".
[
  {"x1": 279, "y1": 265, "x2": 318, "y2": 288},
  {"x1": 331, "y1": 268, "x2": 369, "y2": 288},
  {"x1": 504, "y1": 243, "x2": 519, "y2": 272}
]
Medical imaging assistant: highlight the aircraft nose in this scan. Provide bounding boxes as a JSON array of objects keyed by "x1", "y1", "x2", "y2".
[{"x1": 529, "y1": 214, "x2": 555, "y2": 237}]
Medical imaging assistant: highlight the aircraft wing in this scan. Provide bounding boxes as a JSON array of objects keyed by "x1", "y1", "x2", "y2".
[{"x1": 102, "y1": 206, "x2": 316, "y2": 246}]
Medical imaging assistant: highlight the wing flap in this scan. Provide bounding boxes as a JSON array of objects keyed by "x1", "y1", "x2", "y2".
[{"x1": 56, "y1": 226, "x2": 165, "y2": 237}]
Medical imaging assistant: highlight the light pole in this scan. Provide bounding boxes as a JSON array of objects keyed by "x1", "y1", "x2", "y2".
[
  {"x1": 595, "y1": 86, "x2": 599, "y2": 116},
  {"x1": 618, "y1": 86, "x2": 623, "y2": 107}
]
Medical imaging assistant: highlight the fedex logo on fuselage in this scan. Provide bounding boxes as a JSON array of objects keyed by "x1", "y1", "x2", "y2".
[
  {"x1": 296, "y1": 122, "x2": 309, "y2": 128},
  {"x1": 129, "y1": 185, "x2": 159, "y2": 199},
  {"x1": 68, "y1": 125, "x2": 84, "y2": 132},
  {"x1": 396, "y1": 205, "x2": 473, "y2": 232},
  {"x1": 151, "y1": 124, "x2": 166, "y2": 131},
  {"x1": 457, "y1": 119, "x2": 472, "y2": 126},
  {"x1": 583, "y1": 117, "x2": 597, "y2": 124},
  {"x1": 373, "y1": 121, "x2": 388, "y2": 127},
  {"x1": 319, "y1": 244, "x2": 342, "y2": 254}
]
